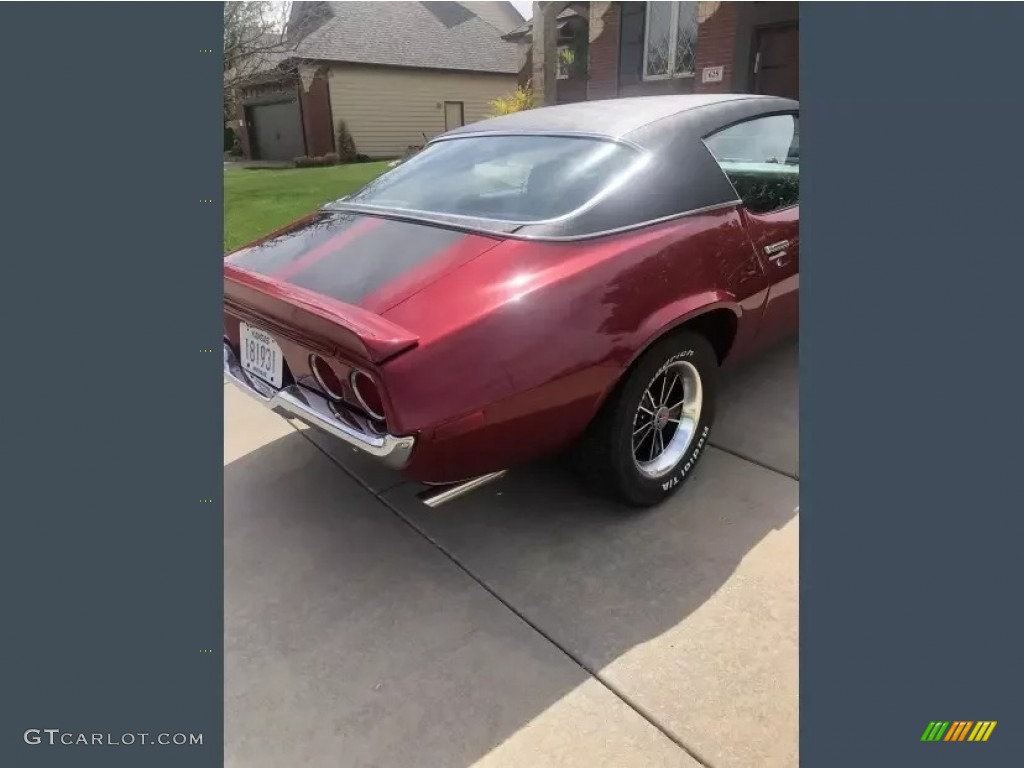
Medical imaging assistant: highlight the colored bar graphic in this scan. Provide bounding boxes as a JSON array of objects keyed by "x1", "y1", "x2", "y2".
[
  {"x1": 921, "y1": 721, "x2": 950, "y2": 741},
  {"x1": 923, "y1": 720, "x2": 996, "y2": 742},
  {"x1": 971, "y1": 721, "x2": 997, "y2": 742}
]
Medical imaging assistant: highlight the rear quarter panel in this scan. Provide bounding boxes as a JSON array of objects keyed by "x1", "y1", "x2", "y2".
[{"x1": 381, "y1": 207, "x2": 770, "y2": 482}]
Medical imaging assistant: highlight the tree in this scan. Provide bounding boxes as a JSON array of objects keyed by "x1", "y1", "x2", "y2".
[
  {"x1": 489, "y1": 86, "x2": 536, "y2": 117},
  {"x1": 222, "y1": 1, "x2": 330, "y2": 121}
]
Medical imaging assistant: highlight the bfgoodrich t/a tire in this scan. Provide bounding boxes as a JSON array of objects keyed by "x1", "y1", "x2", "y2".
[{"x1": 580, "y1": 330, "x2": 718, "y2": 507}]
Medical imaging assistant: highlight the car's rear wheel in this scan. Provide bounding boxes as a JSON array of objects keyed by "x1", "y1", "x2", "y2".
[{"x1": 577, "y1": 330, "x2": 718, "y2": 507}]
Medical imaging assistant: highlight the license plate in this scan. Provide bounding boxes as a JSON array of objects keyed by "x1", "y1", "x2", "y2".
[{"x1": 240, "y1": 323, "x2": 283, "y2": 388}]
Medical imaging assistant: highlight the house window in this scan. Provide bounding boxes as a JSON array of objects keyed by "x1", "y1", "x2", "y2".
[
  {"x1": 643, "y1": 2, "x2": 699, "y2": 80},
  {"x1": 556, "y1": 45, "x2": 574, "y2": 80}
]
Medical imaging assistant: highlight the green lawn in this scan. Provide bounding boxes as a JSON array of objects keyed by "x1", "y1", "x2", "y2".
[{"x1": 224, "y1": 162, "x2": 391, "y2": 252}]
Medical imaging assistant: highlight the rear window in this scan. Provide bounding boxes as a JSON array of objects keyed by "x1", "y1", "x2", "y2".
[{"x1": 338, "y1": 135, "x2": 643, "y2": 222}]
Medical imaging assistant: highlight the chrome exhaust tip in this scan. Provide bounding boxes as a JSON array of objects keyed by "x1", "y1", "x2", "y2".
[{"x1": 417, "y1": 471, "x2": 508, "y2": 508}]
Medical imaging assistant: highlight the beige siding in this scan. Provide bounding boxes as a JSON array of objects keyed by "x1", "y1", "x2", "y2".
[{"x1": 327, "y1": 64, "x2": 518, "y2": 158}]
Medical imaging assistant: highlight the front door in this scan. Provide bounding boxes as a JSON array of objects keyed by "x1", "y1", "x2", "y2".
[
  {"x1": 704, "y1": 111, "x2": 800, "y2": 348},
  {"x1": 444, "y1": 101, "x2": 465, "y2": 131},
  {"x1": 742, "y1": 207, "x2": 799, "y2": 347},
  {"x1": 753, "y1": 23, "x2": 799, "y2": 100}
]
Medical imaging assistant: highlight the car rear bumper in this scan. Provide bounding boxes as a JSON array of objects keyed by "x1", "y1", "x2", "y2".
[{"x1": 223, "y1": 342, "x2": 416, "y2": 469}]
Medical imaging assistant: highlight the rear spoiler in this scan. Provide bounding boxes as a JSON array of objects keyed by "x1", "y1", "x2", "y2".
[{"x1": 224, "y1": 263, "x2": 419, "y2": 365}]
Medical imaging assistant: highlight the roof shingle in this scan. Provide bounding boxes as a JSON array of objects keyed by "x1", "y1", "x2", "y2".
[{"x1": 292, "y1": 1, "x2": 524, "y2": 74}]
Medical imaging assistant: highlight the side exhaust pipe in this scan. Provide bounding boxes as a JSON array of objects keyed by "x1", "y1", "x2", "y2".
[{"x1": 417, "y1": 471, "x2": 508, "y2": 508}]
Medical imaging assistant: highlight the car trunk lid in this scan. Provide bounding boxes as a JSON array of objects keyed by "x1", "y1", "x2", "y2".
[
  {"x1": 224, "y1": 264, "x2": 420, "y2": 365},
  {"x1": 225, "y1": 210, "x2": 504, "y2": 316}
]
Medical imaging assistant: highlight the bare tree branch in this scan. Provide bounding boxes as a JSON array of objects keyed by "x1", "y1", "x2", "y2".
[
  {"x1": 223, "y1": 2, "x2": 331, "y2": 123},
  {"x1": 224, "y1": 3, "x2": 326, "y2": 86}
]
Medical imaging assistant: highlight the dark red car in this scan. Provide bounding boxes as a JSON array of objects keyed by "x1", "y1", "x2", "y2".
[{"x1": 224, "y1": 94, "x2": 799, "y2": 507}]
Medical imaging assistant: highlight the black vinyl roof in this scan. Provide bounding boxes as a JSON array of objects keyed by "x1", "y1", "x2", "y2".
[
  {"x1": 439, "y1": 94, "x2": 800, "y2": 238},
  {"x1": 440, "y1": 94, "x2": 799, "y2": 147},
  {"x1": 332, "y1": 95, "x2": 800, "y2": 241}
]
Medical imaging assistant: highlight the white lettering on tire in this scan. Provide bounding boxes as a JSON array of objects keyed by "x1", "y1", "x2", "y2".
[
  {"x1": 661, "y1": 425, "x2": 710, "y2": 491},
  {"x1": 654, "y1": 349, "x2": 695, "y2": 379}
]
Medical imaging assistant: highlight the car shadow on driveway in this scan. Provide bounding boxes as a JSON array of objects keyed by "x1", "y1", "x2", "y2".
[
  {"x1": 389, "y1": 448, "x2": 796, "y2": 672},
  {"x1": 225, "y1": 340, "x2": 798, "y2": 767},
  {"x1": 226, "y1": 433, "x2": 704, "y2": 767}
]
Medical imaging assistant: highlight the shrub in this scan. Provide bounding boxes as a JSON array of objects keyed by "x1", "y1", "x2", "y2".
[
  {"x1": 323, "y1": 152, "x2": 340, "y2": 166},
  {"x1": 488, "y1": 86, "x2": 535, "y2": 117},
  {"x1": 294, "y1": 156, "x2": 315, "y2": 168},
  {"x1": 336, "y1": 120, "x2": 358, "y2": 162},
  {"x1": 354, "y1": 153, "x2": 372, "y2": 163}
]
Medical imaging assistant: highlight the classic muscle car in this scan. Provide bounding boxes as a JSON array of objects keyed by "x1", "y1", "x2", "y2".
[{"x1": 224, "y1": 94, "x2": 799, "y2": 507}]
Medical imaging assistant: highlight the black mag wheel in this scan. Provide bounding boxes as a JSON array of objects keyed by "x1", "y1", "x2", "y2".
[
  {"x1": 631, "y1": 358, "x2": 703, "y2": 479},
  {"x1": 576, "y1": 330, "x2": 718, "y2": 507}
]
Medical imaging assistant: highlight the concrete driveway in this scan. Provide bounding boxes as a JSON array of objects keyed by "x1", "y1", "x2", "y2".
[{"x1": 225, "y1": 341, "x2": 798, "y2": 768}]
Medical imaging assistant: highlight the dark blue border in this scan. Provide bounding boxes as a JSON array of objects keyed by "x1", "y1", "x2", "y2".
[
  {"x1": 803, "y1": 2, "x2": 1024, "y2": 765},
  {"x1": 4, "y1": 2, "x2": 1024, "y2": 766},
  {"x1": 0, "y1": 3, "x2": 223, "y2": 766}
]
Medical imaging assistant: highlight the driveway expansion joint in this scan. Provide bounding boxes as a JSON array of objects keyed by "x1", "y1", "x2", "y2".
[
  {"x1": 707, "y1": 441, "x2": 799, "y2": 481},
  {"x1": 292, "y1": 422, "x2": 715, "y2": 767}
]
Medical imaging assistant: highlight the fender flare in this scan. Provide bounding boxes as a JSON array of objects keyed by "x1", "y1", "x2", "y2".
[
  {"x1": 586, "y1": 293, "x2": 743, "y2": 420},
  {"x1": 625, "y1": 292, "x2": 743, "y2": 371}
]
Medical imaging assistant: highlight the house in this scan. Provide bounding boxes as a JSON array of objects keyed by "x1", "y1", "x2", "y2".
[
  {"x1": 233, "y1": 1, "x2": 525, "y2": 161},
  {"x1": 504, "y1": 2, "x2": 798, "y2": 104},
  {"x1": 502, "y1": 4, "x2": 593, "y2": 104}
]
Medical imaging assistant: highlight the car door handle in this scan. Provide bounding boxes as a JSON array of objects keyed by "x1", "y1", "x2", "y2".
[
  {"x1": 764, "y1": 240, "x2": 791, "y2": 263},
  {"x1": 764, "y1": 240, "x2": 790, "y2": 256}
]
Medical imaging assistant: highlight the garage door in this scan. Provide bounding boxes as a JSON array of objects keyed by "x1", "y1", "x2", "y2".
[{"x1": 248, "y1": 98, "x2": 305, "y2": 161}]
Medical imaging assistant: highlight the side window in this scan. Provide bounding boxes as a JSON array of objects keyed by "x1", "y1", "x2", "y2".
[{"x1": 704, "y1": 114, "x2": 799, "y2": 214}]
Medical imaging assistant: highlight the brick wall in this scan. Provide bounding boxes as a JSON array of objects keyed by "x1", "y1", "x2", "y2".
[
  {"x1": 298, "y1": 65, "x2": 335, "y2": 157},
  {"x1": 232, "y1": 95, "x2": 251, "y2": 159},
  {"x1": 694, "y1": 1, "x2": 740, "y2": 93},
  {"x1": 587, "y1": 1, "x2": 620, "y2": 100}
]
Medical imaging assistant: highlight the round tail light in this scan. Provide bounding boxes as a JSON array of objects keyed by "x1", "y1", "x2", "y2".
[
  {"x1": 309, "y1": 354, "x2": 345, "y2": 401},
  {"x1": 350, "y1": 370, "x2": 385, "y2": 421}
]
